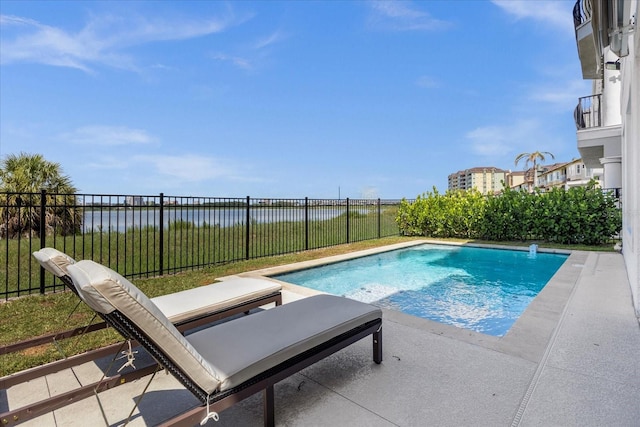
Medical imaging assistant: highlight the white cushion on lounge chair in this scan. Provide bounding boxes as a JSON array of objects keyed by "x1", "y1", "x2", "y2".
[
  {"x1": 32, "y1": 248, "x2": 75, "y2": 277},
  {"x1": 32, "y1": 248, "x2": 282, "y2": 325},
  {"x1": 187, "y1": 293, "x2": 381, "y2": 391},
  {"x1": 67, "y1": 260, "x2": 221, "y2": 395},
  {"x1": 152, "y1": 278, "x2": 281, "y2": 324}
]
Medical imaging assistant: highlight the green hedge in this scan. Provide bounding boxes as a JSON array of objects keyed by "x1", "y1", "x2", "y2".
[{"x1": 396, "y1": 183, "x2": 621, "y2": 245}]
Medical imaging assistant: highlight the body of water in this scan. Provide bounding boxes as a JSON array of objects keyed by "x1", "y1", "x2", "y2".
[{"x1": 82, "y1": 207, "x2": 360, "y2": 233}]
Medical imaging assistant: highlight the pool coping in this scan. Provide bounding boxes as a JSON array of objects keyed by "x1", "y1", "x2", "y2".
[{"x1": 219, "y1": 239, "x2": 586, "y2": 364}]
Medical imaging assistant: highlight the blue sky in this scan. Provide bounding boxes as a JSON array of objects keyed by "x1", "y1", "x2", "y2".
[{"x1": 0, "y1": 1, "x2": 588, "y2": 199}]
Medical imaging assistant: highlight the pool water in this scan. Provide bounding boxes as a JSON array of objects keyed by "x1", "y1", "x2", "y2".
[{"x1": 274, "y1": 244, "x2": 568, "y2": 336}]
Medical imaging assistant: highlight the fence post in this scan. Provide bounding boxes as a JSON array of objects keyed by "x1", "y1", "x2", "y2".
[
  {"x1": 346, "y1": 197, "x2": 350, "y2": 244},
  {"x1": 305, "y1": 197, "x2": 309, "y2": 251},
  {"x1": 159, "y1": 193, "x2": 164, "y2": 276},
  {"x1": 245, "y1": 196, "x2": 250, "y2": 260},
  {"x1": 39, "y1": 189, "x2": 46, "y2": 294},
  {"x1": 377, "y1": 198, "x2": 381, "y2": 238}
]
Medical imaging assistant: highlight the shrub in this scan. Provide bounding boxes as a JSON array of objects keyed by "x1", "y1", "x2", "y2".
[
  {"x1": 397, "y1": 183, "x2": 621, "y2": 245},
  {"x1": 396, "y1": 188, "x2": 484, "y2": 239}
]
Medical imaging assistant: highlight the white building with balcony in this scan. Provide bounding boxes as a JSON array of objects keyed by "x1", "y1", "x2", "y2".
[
  {"x1": 565, "y1": 158, "x2": 602, "y2": 188},
  {"x1": 573, "y1": 0, "x2": 639, "y2": 315},
  {"x1": 536, "y1": 162, "x2": 569, "y2": 190},
  {"x1": 537, "y1": 158, "x2": 601, "y2": 190}
]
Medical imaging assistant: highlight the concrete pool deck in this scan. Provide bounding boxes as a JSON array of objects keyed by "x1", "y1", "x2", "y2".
[{"x1": 2, "y1": 244, "x2": 639, "y2": 426}]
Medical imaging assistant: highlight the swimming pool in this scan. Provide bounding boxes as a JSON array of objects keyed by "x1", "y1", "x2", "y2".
[{"x1": 273, "y1": 244, "x2": 568, "y2": 336}]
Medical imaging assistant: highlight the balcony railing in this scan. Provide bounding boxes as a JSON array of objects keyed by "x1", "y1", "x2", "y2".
[
  {"x1": 574, "y1": 94, "x2": 602, "y2": 129},
  {"x1": 573, "y1": 0, "x2": 601, "y2": 79},
  {"x1": 573, "y1": 0, "x2": 592, "y2": 30}
]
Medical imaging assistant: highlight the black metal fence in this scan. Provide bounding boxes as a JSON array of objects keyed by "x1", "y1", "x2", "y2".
[{"x1": 0, "y1": 191, "x2": 403, "y2": 300}]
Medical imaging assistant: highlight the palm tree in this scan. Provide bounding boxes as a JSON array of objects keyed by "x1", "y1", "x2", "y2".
[
  {"x1": 514, "y1": 151, "x2": 555, "y2": 191},
  {"x1": 0, "y1": 152, "x2": 81, "y2": 238}
]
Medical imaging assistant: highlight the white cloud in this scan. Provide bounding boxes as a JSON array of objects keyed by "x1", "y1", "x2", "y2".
[
  {"x1": 84, "y1": 156, "x2": 130, "y2": 170},
  {"x1": 0, "y1": 11, "x2": 240, "y2": 72},
  {"x1": 367, "y1": 1, "x2": 451, "y2": 31},
  {"x1": 211, "y1": 53, "x2": 253, "y2": 70},
  {"x1": 254, "y1": 30, "x2": 287, "y2": 50},
  {"x1": 134, "y1": 154, "x2": 237, "y2": 183},
  {"x1": 212, "y1": 29, "x2": 287, "y2": 71},
  {"x1": 416, "y1": 75, "x2": 440, "y2": 89},
  {"x1": 465, "y1": 119, "x2": 544, "y2": 158},
  {"x1": 491, "y1": 0, "x2": 573, "y2": 34},
  {"x1": 529, "y1": 79, "x2": 589, "y2": 109},
  {"x1": 1, "y1": 15, "x2": 99, "y2": 72},
  {"x1": 61, "y1": 125, "x2": 155, "y2": 146}
]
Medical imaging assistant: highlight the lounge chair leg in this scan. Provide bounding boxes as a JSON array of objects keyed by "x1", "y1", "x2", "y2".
[
  {"x1": 264, "y1": 385, "x2": 275, "y2": 427},
  {"x1": 373, "y1": 326, "x2": 382, "y2": 364}
]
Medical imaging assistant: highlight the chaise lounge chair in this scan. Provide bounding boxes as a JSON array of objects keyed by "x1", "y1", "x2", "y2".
[
  {"x1": 0, "y1": 248, "x2": 282, "y2": 425},
  {"x1": 66, "y1": 259, "x2": 383, "y2": 426}
]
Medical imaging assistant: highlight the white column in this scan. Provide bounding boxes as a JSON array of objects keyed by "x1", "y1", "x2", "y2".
[
  {"x1": 602, "y1": 47, "x2": 622, "y2": 127},
  {"x1": 599, "y1": 156, "x2": 622, "y2": 189}
]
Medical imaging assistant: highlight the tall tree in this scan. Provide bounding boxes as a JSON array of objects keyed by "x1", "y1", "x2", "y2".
[
  {"x1": 0, "y1": 153, "x2": 80, "y2": 238},
  {"x1": 514, "y1": 151, "x2": 555, "y2": 190}
]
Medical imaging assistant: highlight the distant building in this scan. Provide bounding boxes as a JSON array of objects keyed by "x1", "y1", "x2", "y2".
[
  {"x1": 505, "y1": 170, "x2": 526, "y2": 189},
  {"x1": 533, "y1": 159, "x2": 602, "y2": 191},
  {"x1": 507, "y1": 169, "x2": 539, "y2": 192},
  {"x1": 536, "y1": 162, "x2": 570, "y2": 190},
  {"x1": 566, "y1": 159, "x2": 602, "y2": 188},
  {"x1": 562, "y1": 158, "x2": 602, "y2": 189},
  {"x1": 125, "y1": 196, "x2": 144, "y2": 206},
  {"x1": 453, "y1": 159, "x2": 600, "y2": 195},
  {"x1": 447, "y1": 167, "x2": 507, "y2": 195}
]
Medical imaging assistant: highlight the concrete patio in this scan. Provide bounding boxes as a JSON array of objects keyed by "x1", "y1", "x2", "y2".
[{"x1": 2, "y1": 249, "x2": 639, "y2": 426}]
